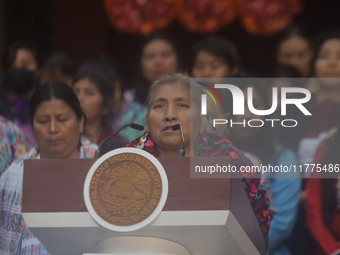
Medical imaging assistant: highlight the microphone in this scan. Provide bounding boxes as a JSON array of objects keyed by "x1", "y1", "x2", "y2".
[
  {"x1": 94, "y1": 123, "x2": 144, "y2": 158},
  {"x1": 172, "y1": 124, "x2": 185, "y2": 157},
  {"x1": 129, "y1": 123, "x2": 144, "y2": 131}
]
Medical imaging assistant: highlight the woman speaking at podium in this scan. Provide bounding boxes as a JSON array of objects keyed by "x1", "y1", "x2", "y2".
[
  {"x1": 126, "y1": 73, "x2": 272, "y2": 238},
  {"x1": 0, "y1": 83, "x2": 97, "y2": 255}
]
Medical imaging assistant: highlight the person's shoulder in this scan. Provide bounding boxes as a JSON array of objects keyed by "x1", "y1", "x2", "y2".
[
  {"x1": 0, "y1": 148, "x2": 35, "y2": 188},
  {"x1": 126, "y1": 138, "x2": 139, "y2": 148},
  {"x1": 274, "y1": 145, "x2": 297, "y2": 161},
  {"x1": 201, "y1": 132, "x2": 245, "y2": 155},
  {"x1": 200, "y1": 132, "x2": 254, "y2": 171},
  {"x1": 0, "y1": 116, "x2": 32, "y2": 151}
]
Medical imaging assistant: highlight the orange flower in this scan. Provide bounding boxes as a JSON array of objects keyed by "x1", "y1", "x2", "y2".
[
  {"x1": 178, "y1": 0, "x2": 237, "y2": 33},
  {"x1": 239, "y1": 0, "x2": 301, "y2": 35},
  {"x1": 105, "y1": 0, "x2": 179, "y2": 35}
]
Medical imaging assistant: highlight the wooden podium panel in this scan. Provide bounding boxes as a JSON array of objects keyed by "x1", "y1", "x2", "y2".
[
  {"x1": 23, "y1": 158, "x2": 231, "y2": 212},
  {"x1": 22, "y1": 157, "x2": 265, "y2": 255}
]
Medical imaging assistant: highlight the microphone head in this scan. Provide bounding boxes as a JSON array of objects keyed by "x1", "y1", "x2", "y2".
[
  {"x1": 172, "y1": 124, "x2": 181, "y2": 131},
  {"x1": 130, "y1": 123, "x2": 144, "y2": 131}
]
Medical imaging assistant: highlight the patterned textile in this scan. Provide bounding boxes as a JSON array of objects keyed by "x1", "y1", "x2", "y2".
[
  {"x1": 126, "y1": 131, "x2": 273, "y2": 235},
  {"x1": 110, "y1": 102, "x2": 147, "y2": 142},
  {"x1": 0, "y1": 117, "x2": 32, "y2": 177},
  {"x1": 0, "y1": 98, "x2": 35, "y2": 145},
  {"x1": 0, "y1": 143, "x2": 97, "y2": 255}
]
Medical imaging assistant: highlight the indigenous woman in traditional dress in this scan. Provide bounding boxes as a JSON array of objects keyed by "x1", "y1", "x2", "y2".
[
  {"x1": 0, "y1": 68, "x2": 38, "y2": 144},
  {"x1": 73, "y1": 62, "x2": 126, "y2": 145},
  {"x1": 126, "y1": 73, "x2": 272, "y2": 239},
  {"x1": 124, "y1": 33, "x2": 179, "y2": 105},
  {"x1": 2, "y1": 41, "x2": 38, "y2": 72},
  {"x1": 298, "y1": 31, "x2": 340, "y2": 174},
  {"x1": 0, "y1": 82, "x2": 97, "y2": 255},
  {"x1": 192, "y1": 36, "x2": 240, "y2": 79},
  {"x1": 277, "y1": 26, "x2": 313, "y2": 78},
  {"x1": 225, "y1": 82, "x2": 301, "y2": 255},
  {"x1": 0, "y1": 116, "x2": 31, "y2": 177},
  {"x1": 306, "y1": 123, "x2": 340, "y2": 255}
]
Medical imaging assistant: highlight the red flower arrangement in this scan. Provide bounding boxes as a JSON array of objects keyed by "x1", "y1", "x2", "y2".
[
  {"x1": 239, "y1": 0, "x2": 301, "y2": 34},
  {"x1": 178, "y1": 0, "x2": 237, "y2": 33},
  {"x1": 104, "y1": 0, "x2": 301, "y2": 35},
  {"x1": 104, "y1": 0, "x2": 179, "y2": 35}
]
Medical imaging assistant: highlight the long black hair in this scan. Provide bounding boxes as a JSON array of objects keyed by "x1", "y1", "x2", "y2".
[
  {"x1": 74, "y1": 61, "x2": 119, "y2": 125},
  {"x1": 2, "y1": 41, "x2": 38, "y2": 72},
  {"x1": 311, "y1": 31, "x2": 340, "y2": 76},
  {"x1": 29, "y1": 82, "x2": 84, "y2": 127},
  {"x1": 133, "y1": 32, "x2": 181, "y2": 105},
  {"x1": 192, "y1": 36, "x2": 240, "y2": 72}
]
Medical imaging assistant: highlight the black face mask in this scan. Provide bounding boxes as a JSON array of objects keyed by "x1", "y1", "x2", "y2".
[{"x1": 4, "y1": 68, "x2": 36, "y2": 96}]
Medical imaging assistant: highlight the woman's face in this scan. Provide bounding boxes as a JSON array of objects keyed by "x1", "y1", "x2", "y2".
[
  {"x1": 277, "y1": 37, "x2": 312, "y2": 77},
  {"x1": 192, "y1": 51, "x2": 232, "y2": 79},
  {"x1": 230, "y1": 87, "x2": 265, "y2": 139},
  {"x1": 73, "y1": 78, "x2": 104, "y2": 123},
  {"x1": 148, "y1": 82, "x2": 200, "y2": 153},
  {"x1": 33, "y1": 98, "x2": 84, "y2": 159},
  {"x1": 142, "y1": 39, "x2": 178, "y2": 83},
  {"x1": 13, "y1": 48, "x2": 37, "y2": 71},
  {"x1": 315, "y1": 39, "x2": 340, "y2": 80}
]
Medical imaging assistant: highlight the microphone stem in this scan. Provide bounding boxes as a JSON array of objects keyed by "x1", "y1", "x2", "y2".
[
  {"x1": 180, "y1": 125, "x2": 185, "y2": 143},
  {"x1": 94, "y1": 124, "x2": 129, "y2": 158},
  {"x1": 179, "y1": 125, "x2": 185, "y2": 157}
]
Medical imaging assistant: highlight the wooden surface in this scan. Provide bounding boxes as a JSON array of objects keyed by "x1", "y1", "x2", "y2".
[{"x1": 22, "y1": 157, "x2": 232, "y2": 213}]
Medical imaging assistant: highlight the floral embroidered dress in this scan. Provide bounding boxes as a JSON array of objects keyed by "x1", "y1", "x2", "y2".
[
  {"x1": 0, "y1": 117, "x2": 32, "y2": 177},
  {"x1": 0, "y1": 98, "x2": 35, "y2": 145},
  {"x1": 0, "y1": 143, "x2": 97, "y2": 255},
  {"x1": 126, "y1": 131, "x2": 272, "y2": 236}
]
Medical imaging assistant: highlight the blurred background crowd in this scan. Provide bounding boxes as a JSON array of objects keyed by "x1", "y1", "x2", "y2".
[{"x1": 1, "y1": 0, "x2": 340, "y2": 255}]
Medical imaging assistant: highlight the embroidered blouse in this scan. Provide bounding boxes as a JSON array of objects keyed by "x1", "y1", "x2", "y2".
[
  {"x1": 126, "y1": 131, "x2": 273, "y2": 236},
  {"x1": 0, "y1": 143, "x2": 97, "y2": 255}
]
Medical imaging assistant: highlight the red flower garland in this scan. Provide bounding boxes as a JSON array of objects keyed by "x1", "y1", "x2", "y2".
[
  {"x1": 178, "y1": 0, "x2": 237, "y2": 33},
  {"x1": 239, "y1": 0, "x2": 301, "y2": 35},
  {"x1": 104, "y1": 0, "x2": 179, "y2": 35},
  {"x1": 104, "y1": 0, "x2": 301, "y2": 35}
]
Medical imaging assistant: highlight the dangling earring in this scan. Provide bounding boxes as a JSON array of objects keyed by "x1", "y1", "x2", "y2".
[{"x1": 137, "y1": 132, "x2": 149, "y2": 149}]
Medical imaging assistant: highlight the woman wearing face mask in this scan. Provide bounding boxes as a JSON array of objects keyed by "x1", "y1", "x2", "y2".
[
  {"x1": 126, "y1": 73, "x2": 273, "y2": 243},
  {"x1": 0, "y1": 68, "x2": 38, "y2": 144},
  {"x1": 225, "y1": 82, "x2": 301, "y2": 255},
  {"x1": 124, "y1": 33, "x2": 179, "y2": 105},
  {"x1": 0, "y1": 82, "x2": 97, "y2": 255}
]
